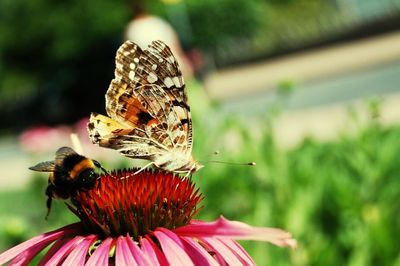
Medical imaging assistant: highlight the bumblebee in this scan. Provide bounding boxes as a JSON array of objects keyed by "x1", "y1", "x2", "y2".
[{"x1": 29, "y1": 146, "x2": 107, "y2": 218}]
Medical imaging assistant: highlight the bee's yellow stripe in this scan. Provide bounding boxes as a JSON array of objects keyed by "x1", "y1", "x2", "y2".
[
  {"x1": 49, "y1": 172, "x2": 55, "y2": 183},
  {"x1": 70, "y1": 159, "x2": 95, "y2": 179}
]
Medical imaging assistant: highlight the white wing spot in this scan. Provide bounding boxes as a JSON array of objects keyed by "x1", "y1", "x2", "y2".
[
  {"x1": 133, "y1": 58, "x2": 139, "y2": 63},
  {"x1": 174, "y1": 106, "x2": 186, "y2": 119},
  {"x1": 172, "y1": 76, "x2": 182, "y2": 88},
  {"x1": 130, "y1": 63, "x2": 136, "y2": 70},
  {"x1": 168, "y1": 55, "x2": 175, "y2": 63},
  {"x1": 147, "y1": 72, "x2": 158, "y2": 83},
  {"x1": 116, "y1": 62, "x2": 123, "y2": 71},
  {"x1": 164, "y1": 77, "x2": 174, "y2": 88},
  {"x1": 152, "y1": 64, "x2": 157, "y2": 70},
  {"x1": 129, "y1": 71, "x2": 135, "y2": 81},
  {"x1": 123, "y1": 51, "x2": 130, "y2": 56}
]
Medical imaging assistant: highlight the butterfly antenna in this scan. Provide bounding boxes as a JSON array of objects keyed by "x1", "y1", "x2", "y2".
[
  {"x1": 201, "y1": 150, "x2": 255, "y2": 167},
  {"x1": 201, "y1": 160, "x2": 256, "y2": 166}
]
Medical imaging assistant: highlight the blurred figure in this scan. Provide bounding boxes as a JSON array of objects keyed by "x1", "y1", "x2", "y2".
[{"x1": 125, "y1": 1, "x2": 193, "y2": 78}]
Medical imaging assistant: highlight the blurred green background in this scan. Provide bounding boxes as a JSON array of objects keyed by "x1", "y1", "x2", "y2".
[{"x1": 1, "y1": 0, "x2": 400, "y2": 265}]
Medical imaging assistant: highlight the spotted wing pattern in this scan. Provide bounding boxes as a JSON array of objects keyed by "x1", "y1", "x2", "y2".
[{"x1": 88, "y1": 40, "x2": 192, "y2": 161}]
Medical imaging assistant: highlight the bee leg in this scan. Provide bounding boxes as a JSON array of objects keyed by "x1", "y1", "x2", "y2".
[
  {"x1": 45, "y1": 198, "x2": 52, "y2": 220},
  {"x1": 45, "y1": 185, "x2": 54, "y2": 220}
]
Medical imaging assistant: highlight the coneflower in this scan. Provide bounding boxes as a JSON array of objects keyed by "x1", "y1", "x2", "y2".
[{"x1": 0, "y1": 169, "x2": 296, "y2": 265}]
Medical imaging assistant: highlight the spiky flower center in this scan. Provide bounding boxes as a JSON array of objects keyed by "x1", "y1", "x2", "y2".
[{"x1": 69, "y1": 169, "x2": 203, "y2": 239}]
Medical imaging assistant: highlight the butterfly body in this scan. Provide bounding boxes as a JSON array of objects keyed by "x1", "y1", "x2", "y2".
[{"x1": 88, "y1": 40, "x2": 202, "y2": 175}]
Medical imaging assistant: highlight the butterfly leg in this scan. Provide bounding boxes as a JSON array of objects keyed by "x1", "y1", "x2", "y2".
[
  {"x1": 134, "y1": 161, "x2": 155, "y2": 175},
  {"x1": 183, "y1": 164, "x2": 196, "y2": 179},
  {"x1": 183, "y1": 171, "x2": 191, "y2": 179}
]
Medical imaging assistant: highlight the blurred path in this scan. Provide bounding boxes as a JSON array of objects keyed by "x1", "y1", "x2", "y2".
[
  {"x1": 273, "y1": 92, "x2": 400, "y2": 148},
  {"x1": 220, "y1": 60, "x2": 400, "y2": 114},
  {"x1": 206, "y1": 30, "x2": 400, "y2": 148},
  {"x1": 205, "y1": 31, "x2": 400, "y2": 100}
]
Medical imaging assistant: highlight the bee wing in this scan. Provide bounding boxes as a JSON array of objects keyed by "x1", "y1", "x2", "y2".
[
  {"x1": 29, "y1": 161, "x2": 56, "y2": 172},
  {"x1": 55, "y1": 146, "x2": 79, "y2": 162}
]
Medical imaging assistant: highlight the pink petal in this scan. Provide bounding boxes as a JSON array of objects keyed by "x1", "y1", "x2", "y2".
[
  {"x1": 45, "y1": 236, "x2": 84, "y2": 265},
  {"x1": 175, "y1": 216, "x2": 297, "y2": 248},
  {"x1": 153, "y1": 230, "x2": 194, "y2": 266},
  {"x1": 0, "y1": 223, "x2": 80, "y2": 265},
  {"x1": 213, "y1": 253, "x2": 229, "y2": 266},
  {"x1": 140, "y1": 237, "x2": 168, "y2": 266},
  {"x1": 116, "y1": 236, "x2": 137, "y2": 266},
  {"x1": 9, "y1": 241, "x2": 48, "y2": 266},
  {"x1": 180, "y1": 237, "x2": 219, "y2": 266},
  {"x1": 62, "y1": 235, "x2": 96, "y2": 266},
  {"x1": 85, "y1": 237, "x2": 113, "y2": 266},
  {"x1": 157, "y1": 228, "x2": 219, "y2": 266},
  {"x1": 218, "y1": 238, "x2": 255, "y2": 266},
  {"x1": 125, "y1": 234, "x2": 153, "y2": 265},
  {"x1": 201, "y1": 237, "x2": 243, "y2": 265},
  {"x1": 213, "y1": 252, "x2": 228, "y2": 266},
  {"x1": 39, "y1": 237, "x2": 71, "y2": 265}
]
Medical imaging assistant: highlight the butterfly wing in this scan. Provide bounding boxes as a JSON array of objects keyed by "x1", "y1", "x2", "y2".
[
  {"x1": 88, "y1": 40, "x2": 193, "y2": 160},
  {"x1": 89, "y1": 112, "x2": 165, "y2": 158},
  {"x1": 109, "y1": 40, "x2": 192, "y2": 152}
]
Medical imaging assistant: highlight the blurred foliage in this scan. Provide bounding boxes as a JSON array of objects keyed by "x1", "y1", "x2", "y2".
[
  {"x1": 0, "y1": 0, "x2": 130, "y2": 130},
  {"x1": 1, "y1": 83, "x2": 400, "y2": 265},
  {"x1": 0, "y1": 175, "x2": 76, "y2": 250},
  {"x1": 194, "y1": 101, "x2": 400, "y2": 265},
  {"x1": 184, "y1": 0, "x2": 262, "y2": 49}
]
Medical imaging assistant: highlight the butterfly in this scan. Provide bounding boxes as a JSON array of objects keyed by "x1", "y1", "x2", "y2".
[{"x1": 87, "y1": 40, "x2": 203, "y2": 175}]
